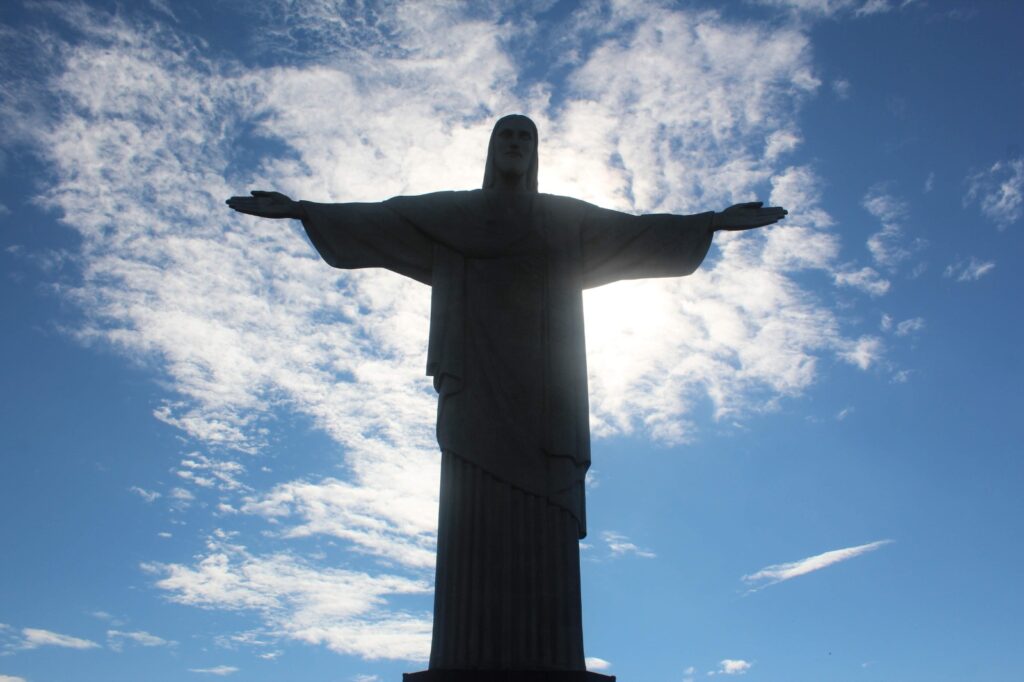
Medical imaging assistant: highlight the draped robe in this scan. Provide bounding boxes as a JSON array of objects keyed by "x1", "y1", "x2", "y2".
[{"x1": 300, "y1": 190, "x2": 713, "y2": 670}]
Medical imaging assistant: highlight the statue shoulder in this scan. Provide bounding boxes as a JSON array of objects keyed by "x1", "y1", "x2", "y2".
[{"x1": 537, "y1": 193, "x2": 595, "y2": 220}]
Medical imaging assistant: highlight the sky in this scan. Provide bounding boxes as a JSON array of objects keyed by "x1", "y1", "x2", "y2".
[{"x1": 0, "y1": 0, "x2": 1022, "y2": 681}]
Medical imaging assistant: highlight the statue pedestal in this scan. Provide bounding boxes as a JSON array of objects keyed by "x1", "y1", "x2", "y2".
[{"x1": 404, "y1": 671, "x2": 614, "y2": 682}]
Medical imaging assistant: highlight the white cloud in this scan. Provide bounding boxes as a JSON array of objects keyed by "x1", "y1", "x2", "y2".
[
  {"x1": 0, "y1": 675, "x2": 28, "y2": 682},
  {"x1": 832, "y1": 78, "x2": 851, "y2": 99},
  {"x1": 176, "y1": 454, "x2": 249, "y2": 492},
  {"x1": 894, "y1": 317, "x2": 924, "y2": 337},
  {"x1": 751, "y1": 0, "x2": 859, "y2": 15},
  {"x1": 751, "y1": 0, "x2": 903, "y2": 17},
  {"x1": 855, "y1": 0, "x2": 895, "y2": 16},
  {"x1": 107, "y1": 629, "x2": 176, "y2": 652},
  {"x1": 241, "y1": 472, "x2": 438, "y2": 569},
  {"x1": 19, "y1": 628, "x2": 100, "y2": 651},
  {"x1": 769, "y1": 166, "x2": 835, "y2": 230},
  {"x1": 585, "y1": 657, "x2": 612, "y2": 671},
  {"x1": 170, "y1": 487, "x2": 195, "y2": 501},
  {"x1": 712, "y1": 659, "x2": 753, "y2": 675},
  {"x1": 837, "y1": 336, "x2": 883, "y2": 370},
  {"x1": 924, "y1": 171, "x2": 935, "y2": 193},
  {"x1": 352, "y1": 675, "x2": 380, "y2": 682},
  {"x1": 188, "y1": 666, "x2": 239, "y2": 676},
  {"x1": 834, "y1": 266, "x2": 890, "y2": 296},
  {"x1": 602, "y1": 531, "x2": 656, "y2": 559},
  {"x1": 862, "y1": 185, "x2": 923, "y2": 271},
  {"x1": 743, "y1": 539, "x2": 892, "y2": 591},
  {"x1": 130, "y1": 486, "x2": 161, "y2": 502},
  {"x1": 944, "y1": 257, "x2": 995, "y2": 282},
  {"x1": 146, "y1": 535, "x2": 432, "y2": 661},
  {"x1": 764, "y1": 129, "x2": 801, "y2": 160},
  {"x1": 863, "y1": 186, "x2": 907, "y2": 225},
  {"x1": 964, "y1": 158, "x2": 1024, "y2": 228}
]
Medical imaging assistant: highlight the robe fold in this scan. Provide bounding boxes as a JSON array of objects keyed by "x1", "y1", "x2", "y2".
[{"x1": 300, "y1": 190, "x2": 713, "y2": 670}]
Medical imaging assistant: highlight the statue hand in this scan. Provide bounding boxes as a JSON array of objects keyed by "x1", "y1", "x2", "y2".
[
  {"x1": 226, "y1": 190, "x2": 304, "y2": 219},
  {"x1": 712, "y1": 201, "x2": 788, "y2": 232}
]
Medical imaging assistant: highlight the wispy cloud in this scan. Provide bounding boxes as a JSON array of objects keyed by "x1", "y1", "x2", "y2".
[
  {"x1": 834, "y1": 266, "x2": 890, "y2": 296},
  {"x1": 188, "y1": 666, "x2": 239, "y2": 676},
  {"x1": 107, "y1": 630, "x2": 176, "y2": 652},
  {"x1": 751, "y1": 0, "x2": 908, "y2": 18},
  {"x1": 944, "y1": 257, "x2": 995, "y2": 282},
  {"x1": 832, "y1": 78, "x2": 851, "y2": 99},
  {"x1": 862, "y1": 185, "x2": 924, "y2": 271},
  {"x1": 743, "y1": 539, "x2": 892, "y2": 592},
  {"x1": 837, "y1": 336, "x2": 883, "y2": 370},
  {"x1": 175, "y1": 454, "x2": 249, "y2": 492},
  {"x1": 241, "y1": 474, "x2": 438, "y2": 569},
  {"x1": 130, "y1": 486, "x2": 161, "y2": 503},
  {"x1": 894, "y1": 317, "x2": 925, "y2": 337},
  {"x1": 601, "y1": 531, "x2": 656, "y2": 559},
  {"x1": 586, "y1": 657, "x2": 612, "y2": 671},
  {"x1": 169, "y1": 487, "x2": 195, "y2": 509},
  {"x1": 882, "y1": 314, "x2": 924, "y2": 337},
  {"x1": 19, "y1": 628, "x2": 100, "y2": 651},
  {"x1": 710, "y1": 659, "x2": 753, "y2": 675},
  {"x1": 964, "y1": 158, "x2": 1024, "y2": 228},
  {"x1": 145, "y1": 533, "x2": 432, "y2": 661},
  {"x1": 0, "y1": 675, "x2": 28, "y2": 682}
]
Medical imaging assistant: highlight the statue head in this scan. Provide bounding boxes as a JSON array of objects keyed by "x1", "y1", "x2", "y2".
[{"x1": 482, "y1": 114, "x2": 538, "y2": 192}]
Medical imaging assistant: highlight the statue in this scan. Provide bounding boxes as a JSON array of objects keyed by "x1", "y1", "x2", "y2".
[{"x1": 227, "y1": 115, "x2": 786, "y2": 681}]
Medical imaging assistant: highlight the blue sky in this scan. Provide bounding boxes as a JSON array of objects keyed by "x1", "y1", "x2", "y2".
[{"x1": 1, "y1": 1, "x2": 1021, "y2": 681}]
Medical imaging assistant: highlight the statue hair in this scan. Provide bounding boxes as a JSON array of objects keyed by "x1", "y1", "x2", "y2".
[{"x1": 482, "y1": 114, "x2": 539, "y2": 193}]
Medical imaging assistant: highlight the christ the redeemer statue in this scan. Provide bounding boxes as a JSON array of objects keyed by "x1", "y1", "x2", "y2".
[{"x1": 227, "y1": 115, "x2": 786, "y2": 681}]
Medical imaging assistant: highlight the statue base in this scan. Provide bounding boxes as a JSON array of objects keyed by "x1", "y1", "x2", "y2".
[{"x1": 404, "y1": 670, "x2": 615, "y2": 682}]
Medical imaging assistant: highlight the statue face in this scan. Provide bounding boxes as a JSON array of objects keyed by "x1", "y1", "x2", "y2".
[{"x1": 491, "y1": 118, "x2": 535, "y2": 180}]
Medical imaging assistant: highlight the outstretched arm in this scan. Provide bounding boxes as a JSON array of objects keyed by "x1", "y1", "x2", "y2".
[
  {"x1": 228, "y1": 189, "x2": 436, "y2": 285},
  {"x1": 712, "y1": 201, "x2": 787, "y2": 231},
  {"x1": 226, "y1": 190, "x2": 306, "y2": 220}
]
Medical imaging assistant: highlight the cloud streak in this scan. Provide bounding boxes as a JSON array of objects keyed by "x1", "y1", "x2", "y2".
[
  {"x1": 601, "y1": 531, "x2": 656, "y2": 559},
  {"x1": 107, "y1": 629, "x2": 176, "y2": 651},
  {"x1": 743, "y1": 539, "x2": 892, "y2": 592},
  {"x1": 19, "y1": 627, "x2": 100, "y2": 651},
  {"x1": 188, "y1": 666, "x2": 239, "y2": 676},
  {"x1": 944, "y1": 257, "x2": 995, "y2": 282}
]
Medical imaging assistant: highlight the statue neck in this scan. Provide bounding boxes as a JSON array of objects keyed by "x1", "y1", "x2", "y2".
[{"x1": 493, "y1": 169, "x2": 530, "y2": 193}]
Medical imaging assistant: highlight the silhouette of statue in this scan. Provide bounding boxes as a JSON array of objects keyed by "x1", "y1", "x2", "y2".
[{"x1": 227, "y1": 115, "x2": 786, "y2": 681}]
